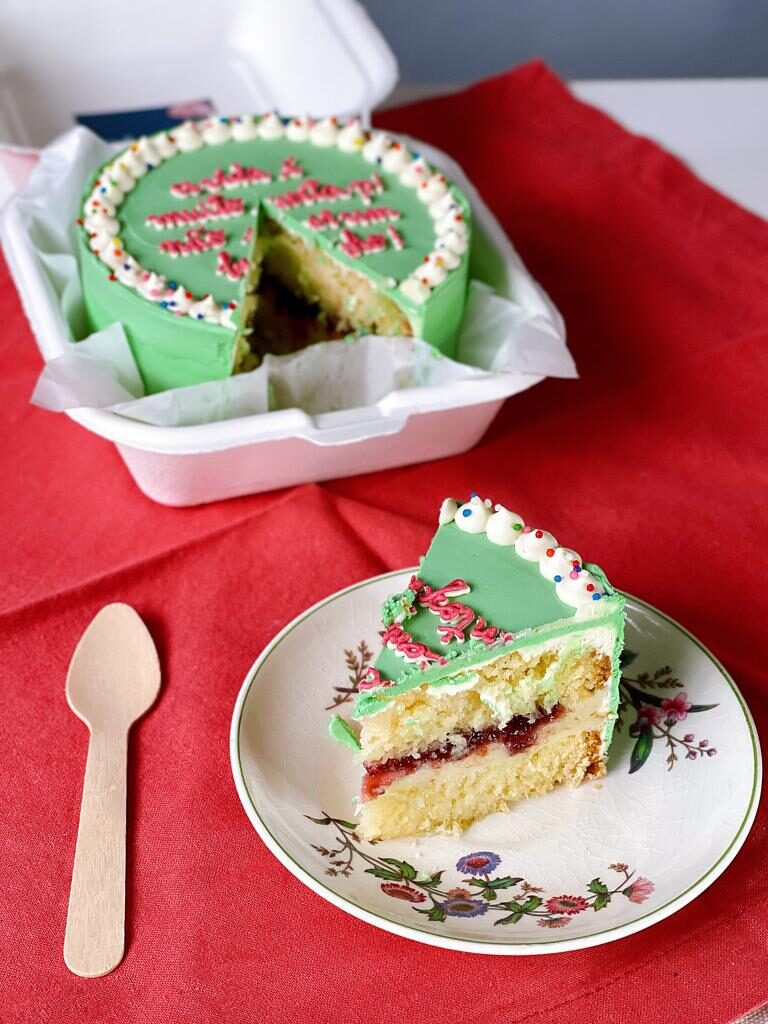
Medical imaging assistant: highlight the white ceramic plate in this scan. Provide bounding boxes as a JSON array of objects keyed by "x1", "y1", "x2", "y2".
[{"x1": 230, "y1": 570, "x2": 761, "y2": 955}]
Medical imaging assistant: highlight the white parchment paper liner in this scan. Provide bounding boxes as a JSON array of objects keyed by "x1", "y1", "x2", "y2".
[{"x1": 4, "y1": 127, "x2": 577, "y2": 427}]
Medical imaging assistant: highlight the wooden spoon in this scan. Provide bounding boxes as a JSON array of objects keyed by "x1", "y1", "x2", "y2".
[{"x1": 64, "y1": 603, "x2": 161, "y2": 978}]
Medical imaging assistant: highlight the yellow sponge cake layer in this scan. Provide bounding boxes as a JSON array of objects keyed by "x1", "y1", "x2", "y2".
[
  {"x1": 359, "y1": 629, "x2": 614, "y2": 765},
  {"x1": 358, "y1": 728, "x2": 604, "y2": 841}
]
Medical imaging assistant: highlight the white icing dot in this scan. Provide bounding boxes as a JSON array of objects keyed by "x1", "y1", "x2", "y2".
[
  {"x1": 95, "y1": 239, "x2": 124, "y2": 269},
  {"x1": 231, "y1": 115, "x2": 260, "y2": 142},
  {"x1": 362, "y1": 131, "x2": 391, "y2": 164},
  {"x1": 152, "y1": 132, "x2": 178, "y2": 160},
  {"x1": 438, "y1": 498, "x2": 458, "y2": 525},
  {"x1": 556, "y1": 569, "x2": 605, "y2": 608},
  {"x1": 399, "y1": 277, "x2": 430, "y2": 304},
  {"x1": 86, "y1": 195, "x2": 116, "y2": 218},
  {"x1": 187, "y1": 294, "x2": 221, "y2": 323},
  {"x1": 336, "y1": 118, "x2": 365, "y2": 152},
  {"x1": 381, "y1": 143, "x2": 411, "y2": 173},
  {"x1": 121, "y1": 150, "x2": 148, "y2": 178},
  {"x1": 515, "y1": 528, "x2": 557, "y2": 561},
  {"x1": 435, "y1": 230, "x2": 469, "y2": 256},
  {"x1": 88, "y1": 228, "x2": 113, "y2": 254},
  {"x1": 105, "y1": 163, "x2": 135, "y2": 193},
  {"x1": 309, "y1": 117, "x2": 339, "y2": 147},
  {"x1": 165, "y1": 286, "x2": 193, "y2": 314},
  {"x1": 174, "y1": 121, "x2": 204, "y2": 153},
  {"x1": 115, "y1": 258, "x2": 142, "y2": 288},
  {"x1": 399, "y1": 157, "x2": 431, "y2": 188},
  {"x1": 539, "y1": 547, "x2": 582, "y2": 582},
  {"x1": 201, "y1": 118, "x2": 232, "y2": 145},
  {"x1": 418, "y1": 173, "x2": 449, "y2": 205},
  {"x1": 429, "y1": 192, "x2": 457, "y2": 220},
  {"x1": 417, "y1": 255, "x2": 448, "y2": 287},
  {"x1": 85, "y1": 210, "x2": 119, "y2": 236},
  {"x1": 94, "y1": 180, "x2": 124, "y2": 206},
  {"x1": 428, "y1": 247, "x2": 460, "y2": 270},
  {"x1": 486, "y1": 505, "x2": 525, "y2": 546},
  {"x1": 454, "y1": 496, "x2": 493, "y2": 534},
  {"x1": 258, "y1": 113, "x2": 285, "y2": 140},
  {"x1": 286, "y1": 116, "x2": 311, "y2": 142},
  {"x1": 435, "y1": 211, "x2": 468, "y2": 238},
  {"x1": 220, "y1": 302, "x2": 239, "y2": 330},
  {"x1": 135, "y1": 136, "x2": 163, "y2": 166},
  {"x1": 137, "y1": 272, "x2": 167, "y2": 301}
]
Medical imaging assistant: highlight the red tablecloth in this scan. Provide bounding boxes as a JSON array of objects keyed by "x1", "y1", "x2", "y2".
[{"x1": 1, "y1": 62, "x2": 766, "y2": 1023}]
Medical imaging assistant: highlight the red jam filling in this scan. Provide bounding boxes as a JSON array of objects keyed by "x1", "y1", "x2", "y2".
[{"x1": 362, "y1": 704, "x2": 564, "y2": 800}]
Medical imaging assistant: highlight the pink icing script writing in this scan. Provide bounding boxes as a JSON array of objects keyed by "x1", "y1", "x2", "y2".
[
  {"x1": 146, "y1": 195, "x2": 245, "y2": 230},
  {"x1": 338, "y1": 229, "x2": 387, "y2": 259},
  {"x1": 387, "y1": 225, "x2": 404, "y2": 250},
  {"x1": 278, "y1": 155, "x2": 304, "y2": 180},
  {"x1": 413, "y1": 578, "x2": 475, "y2": 644},
  {"x1": 268, "y1": 173, "x2": 384, "y2": 211},
  {"x1": 158, "y1": 228, "x2": 226, "y2": 257},
  {"x1": 216, "y1": 250, "x2": 250, "y2": 280},
  {"x1": 361, "y1": 576, "x2": 517, "y2": 692},
  {"x1": 306, "y1": 207, "x2": 401, "y2": 232},
  {"x1": 381, "y1": 623, "x2": 447, "y2": 669},
  {"x1": 470, "y1": 618, "x2": 514, "y2": 646},
  {"x1": 170, "y1": 163, "x2": 272, "y2": 197}
]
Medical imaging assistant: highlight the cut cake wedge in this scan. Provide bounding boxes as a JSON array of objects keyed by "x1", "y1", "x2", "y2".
[{"x1": 329, "y1": 495, "x2": 625, "y2": 840}]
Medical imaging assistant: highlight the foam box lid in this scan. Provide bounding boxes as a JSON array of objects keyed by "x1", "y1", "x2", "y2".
[{"x1": 0, "y1": 0, "x2": 398, "y2": 147}]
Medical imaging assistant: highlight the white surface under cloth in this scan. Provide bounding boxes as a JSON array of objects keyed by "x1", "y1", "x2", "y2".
[{"x1": 386, "y1": 78, "x2": 768, "y2": 220}]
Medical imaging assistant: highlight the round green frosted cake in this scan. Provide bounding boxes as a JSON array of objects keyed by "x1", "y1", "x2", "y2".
[{"x1": 77, "y1": 114, "x2": 472, "y2": 394}]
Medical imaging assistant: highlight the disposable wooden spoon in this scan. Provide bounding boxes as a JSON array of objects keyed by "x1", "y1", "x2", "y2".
[{"x1": 64, "y1": 603, "x2": 161, "y2": 978}]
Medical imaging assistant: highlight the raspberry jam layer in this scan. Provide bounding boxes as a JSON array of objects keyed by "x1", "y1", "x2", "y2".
[{"x1": 362, "y1": 705, "x2": 564, "y2": 801}]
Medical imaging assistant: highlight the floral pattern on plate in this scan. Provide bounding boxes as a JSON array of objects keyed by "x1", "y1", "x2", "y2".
[{"x1": 308, "y1": 815, "x2": 654, "y2": 929}]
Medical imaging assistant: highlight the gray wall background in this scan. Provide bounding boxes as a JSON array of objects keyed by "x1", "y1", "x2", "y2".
[{"x1": 362, "y1": 0, "x2": 768, "y2": 82}]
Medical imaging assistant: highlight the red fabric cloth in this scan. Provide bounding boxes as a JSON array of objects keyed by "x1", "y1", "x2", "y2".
[{"x1": 1, "y1": 62, "x2": 766, "y2": 1023}]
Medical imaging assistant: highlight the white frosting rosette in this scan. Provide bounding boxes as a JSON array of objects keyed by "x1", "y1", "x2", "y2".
[
  {"x1": 174, "y1": 121, "x2": 204, "y2": 153},
  {"x1": 187, "y1": 294, "x2": 221, "y2": 323},
  {"x1": 362, "y1": 131, "x2": 391, "y2": 164},
  {"x1": 201, "y1": 117, "x2": 233, "y2": 145},
  {"x1": 231, "y1": 116, "x2": 260, "y2": 142},
  {"x1": 258, "y1": 113, "x2": 285, "y2": 140},
  {"x1": 336, "y1": 118, "x2": 365, "y2": 152},
  {"x1": 454, "y1": 496, "x2": 493, "y2": 534},
  {"x1": 515, "y1": 528, "x2": 558, "y2": 561},
  {"x1": 137, "y1": 271, "x2": 167, "y2": 301},
  {"x1": 399, "y1": 277, "x2": 430, "y2": 304},
  {"x1": 309, "y1": 117, "x2": 339, "y2": 147},
  {"x1": 164, "y1": 286, "x2": 193, "y2": 315},
  {"x1": 381, "y1": 142, "x2": 411, "y2": 174},
  {"x1": 153, "y1": 132, "x2": 178, "y2": 159},
  {"x1": 286, "y1": 116, "x2": 311, "y2": 142}
]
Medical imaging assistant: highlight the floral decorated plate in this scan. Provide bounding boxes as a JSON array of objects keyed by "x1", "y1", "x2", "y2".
[{"x1": 230, "y1": 570, "x2": 760, "y2": 955}]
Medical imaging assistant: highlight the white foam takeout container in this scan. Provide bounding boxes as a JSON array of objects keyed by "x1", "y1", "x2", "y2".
[{"x1": 0, "y1": 0, "x2": 570, "y2": 506}]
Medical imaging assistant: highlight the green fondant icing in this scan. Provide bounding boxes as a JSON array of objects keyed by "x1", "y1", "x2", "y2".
[
  {"x1": 328, "y1": 715, "x2": 361, "y2": 751},
  {"x1": 80, "y1": 126, "x2": 472, "y2": 393}
]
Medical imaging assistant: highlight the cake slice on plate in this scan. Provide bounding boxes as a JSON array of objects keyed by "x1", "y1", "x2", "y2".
[{"x1": 329, "y1": 494, "x2": 625, "y2": 840}]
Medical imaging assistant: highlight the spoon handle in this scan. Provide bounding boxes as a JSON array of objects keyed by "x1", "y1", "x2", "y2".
[{"x1": 64, "y1": 728, "x2": 128, "y2": 978}]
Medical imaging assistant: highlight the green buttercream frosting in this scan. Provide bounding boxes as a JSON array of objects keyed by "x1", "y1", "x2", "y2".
[
  {"x1": 381, "y1": 586, "x2": 418, "y2": 627},
  {"x1": 328, "y1": 714, "x2": 362, "y2": 751},
  {"x1": 78, "y1": 122, "x2": 472, "y2": 394},
  {"x1": 351, "y1": 513, "x2": 625, "y2": 719}
]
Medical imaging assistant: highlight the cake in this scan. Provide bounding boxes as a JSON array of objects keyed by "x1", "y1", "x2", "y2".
[
  {"x1": 77, "y1": 115, "x2": 472, "y2": 395},
  {"x1": 329, "y1": 495, "x2": 625, "y2": 840}
]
